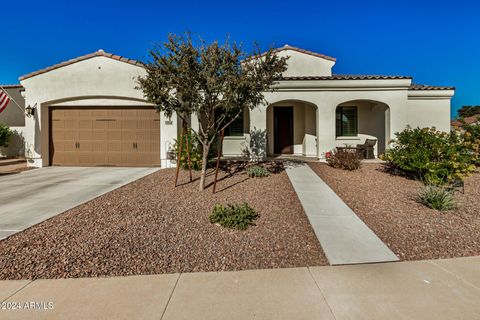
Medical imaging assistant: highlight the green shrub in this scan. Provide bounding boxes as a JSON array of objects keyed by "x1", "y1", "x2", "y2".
[
  {"x1": 246, "y1": 165, "x2": 269, "y2": 178},
  {"x1": 416, "y1": 185, "x2": 456, "y2": 211},
  {"x1": 209, "y1": 203, "x2": 259, "y2": 230},
  {"x1": 172, "y1": 129, "x2": 217, "y2": 170},
  {"x1": 383, "y1": 127, "x2": 478, "y2": 185},
  {"x1": 460, "y1": 122, "x2": 480, "y2": 166},
  {"x1": 0, "y1": 124, "x2": 13, "y2": 148},
  {"x1": 326, "y1": 149, "x2": 361, "y2": 171}
]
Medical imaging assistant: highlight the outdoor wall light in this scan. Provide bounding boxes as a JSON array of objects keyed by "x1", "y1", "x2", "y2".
[{"x1": 25, "y1": 103, "x2": 37, "y2": 117}]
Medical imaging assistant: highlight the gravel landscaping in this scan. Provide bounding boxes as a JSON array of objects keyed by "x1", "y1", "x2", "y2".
[
  {"x1": 309, "y1": 162, "x2": 480, "y2": 261},
  {"x1": 0, "y1": 164, "x2": 326, "y2": 280}
]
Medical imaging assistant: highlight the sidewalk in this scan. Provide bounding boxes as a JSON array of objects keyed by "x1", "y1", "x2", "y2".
[
  {"x1": 1, "y1": 256, "x2": 479, "y2": 319},
  {"x1": 286, "y1": 163, "x2": 398, "y2": 264}
]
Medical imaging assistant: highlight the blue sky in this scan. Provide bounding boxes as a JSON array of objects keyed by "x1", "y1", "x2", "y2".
[{"x1": 1, "y1": 0, "x2": 478, "y2": 118}]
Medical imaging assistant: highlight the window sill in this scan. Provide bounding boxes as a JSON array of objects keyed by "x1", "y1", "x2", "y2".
[
  {"x1": 336, "y1": 136, "x2": 360, "y2": 140},
  {"x1": 224, "y1": 135, "x2": 246, "y2": 141}
]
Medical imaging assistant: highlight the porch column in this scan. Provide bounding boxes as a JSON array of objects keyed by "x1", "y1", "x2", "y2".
[
  {"x1": 250, "y1": 105, "x2": 267, "y2": 159},
  {"x1": 160, "y1": 111, "x2": 178, "y2": 168},
  {"x1": 315, "y1": 102, "x2": 336, "y2": 158},
  {"x1": 190, "y1": 112, "x2": 200, "y2": 132}
]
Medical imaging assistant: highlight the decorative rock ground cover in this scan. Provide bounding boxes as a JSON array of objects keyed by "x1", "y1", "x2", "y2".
[
  {"x1": 309, "y1": 163, "x2": 480, "y2": 261},
  {"x1": 0, "y1": 165, "x2": 326, "y2": 280}
]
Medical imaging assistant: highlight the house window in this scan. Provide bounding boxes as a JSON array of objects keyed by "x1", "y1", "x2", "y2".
[
  {"x1": 336, "y1": 106, "x2": 357, "y2": 137},
  {"x1": 215, "y1": 109, "x2": 245, "y2": 136},
  {"x1": 225, "y1": 110, "x2": 244, "y2": 136}
]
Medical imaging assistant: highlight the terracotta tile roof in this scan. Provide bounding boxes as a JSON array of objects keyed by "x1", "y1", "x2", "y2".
[
  {"x1": 246, "y1": 44, "x2": 336, "y2": 62},
  {"x1": 274, "y1": 45, "x2": 336, "y2": 62},
  {"x1": 409, "y1": 84, "x2": 455, "y2": 91},
  {"x1": 0, "y1": 84, "x2": 23, "y2": 88},
  {"x1": 19, "y1": 50, "x2": 144, "y2": 81},
  {"x1": 281, "y1": 75, "x2": 412, "y2": 80},
  {"x1": 451, "y1": 115, "x2": 480, "y2": 127}
]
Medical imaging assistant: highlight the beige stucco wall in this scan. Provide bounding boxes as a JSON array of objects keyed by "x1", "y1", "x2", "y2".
[
  {"x1": 407, "y1": 91, "x2": 452, "y2": 132},
  {"x1": 277, "y1": 49, "x2": 335, "y2": 77},
  {"x1": 18, "y1": 50, "x2": 454, "y2": 166},
  {"x1": 20, "y1": 56, "x2": 178, "y2": 167}
]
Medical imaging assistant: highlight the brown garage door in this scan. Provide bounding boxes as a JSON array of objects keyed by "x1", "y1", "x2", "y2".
[{"x1": 50, "y1": 107, "x2": 160, "y2": 166}]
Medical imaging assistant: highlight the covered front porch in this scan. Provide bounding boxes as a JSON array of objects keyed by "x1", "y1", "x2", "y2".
[
  {"x1": 266, "y1": 100, "x2": 318, "y2": 157},
  {"x1": 215, "y1": 97, "x2": 391, "y2": 160},
  {"x1": 334, "y1": 100, "x2": 390, "y2": 158},
  {"x1": 261, "y1": 98, "x2": 390, "y2": 159}
]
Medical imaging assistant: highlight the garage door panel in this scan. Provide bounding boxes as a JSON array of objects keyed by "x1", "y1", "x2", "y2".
[
  {"x1": 108, "y1": 142, "x2": 122, "y2": 153},
  {"x1": 63, "y1": 130, "x2": 78, "y2": 141},
  {"x1": 79, "y1": 153, "x2": 95, "y2": 165},
  {"x1": 79, "y1": 141, "x2": 93, "y2": 151},
  {"x1": 79, "y1": 130, "x2": 93, "y2": 141},
  {"x1": 64, "y1": 142, "x2": 76, "y2": 152},
  {"x1": 107, "y1": 109, "x2": 122, "y2": 118},
  {"x1": 51, "y1": 119, "x2": 64, "y2": 129},
  {"x1": 79, "y1": 119, "x2": 93, "y2": 129},
  {"x1": 50, "y1": 107, "x2": 160, "y2": 167},
  {"x1": 121, "y1": 119, "x2": 137, "y2": 130},
  {"x1": 93, "y1": 119, "x2": 110, "y2": 129},
  {"x1": 108, "y1": 131, "x2": 122, "y2": 141},
  {"x1": 51, "y1": 129, "x2": 65, "y2": 141},
  {"x1": 136, "y1": 131, "x2": 147, "y2": 141},
  {"x1": 93, "y1": 130, "x2": 107, "y2": 141},
  {"x1": 108, "y1": 120, "x2": 121, "y2": 129},
  {"x1": 122, "y1": 142, "x2": 135, "y2": 152},
  {"x1": 63, "y1": 153, "x2": 79, "y2": 166},
  {"x1": 107, "y1": 154, "x2": 122, "y2": 166},
  {"x1": 93, "y1": 142, "x2": 107, "y2": 151},
  {"x1": 121, "y1": 109, "x2": 138, "y2": 118},
  {"x1": 122, "y1": 153, "x2": 137, "y2": 165},
  {"x1": 64, "y1": 119, "x2": 78, "y2": 129},
  {"x1": 121, "y1": 130, "x2": 137, "y2": 141}
]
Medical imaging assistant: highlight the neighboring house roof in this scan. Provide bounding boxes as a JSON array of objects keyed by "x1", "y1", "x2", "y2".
[
  {"x1": 19, "y1": 49, "x2": 144, "y2": 81},
  {"x1": 0, "y1": 84, "x2": 23, "y2": 88},
  {"x1": 282, "y1": 75, "x2": 412, "y2": 80},
  {"x1": 409, "y1": 84, "x2": 456, "y2": 91},
  {"x1": 451, "y1": 115, "x2": 480, "y2": 127}
]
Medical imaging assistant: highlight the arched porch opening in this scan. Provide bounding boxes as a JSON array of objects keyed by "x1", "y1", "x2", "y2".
[
  {"x1": 266, "y1": 100, "x2": 318, "y2": 156},
  {"x1": 335, "y1": 100, "x2": 390, "y2": 157}
]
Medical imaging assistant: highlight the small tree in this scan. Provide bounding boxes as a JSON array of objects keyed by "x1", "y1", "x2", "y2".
[
  {"x1": 457, "y1": 106, "x2": 480, "y2": 118},
  {"x1": 0, "y1": 124, "x2": 13, "y2": 148},
  {"x1": 138, "y1": 33, "x2": 288, "y2": 190}
]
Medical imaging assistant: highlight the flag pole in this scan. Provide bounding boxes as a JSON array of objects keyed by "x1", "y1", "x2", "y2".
[{"x1": 0, "y1": 85, "x2": 25, "y2": 114}]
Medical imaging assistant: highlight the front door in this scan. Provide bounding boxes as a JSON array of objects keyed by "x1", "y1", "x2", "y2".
[{"x1": 274, "y1": 107, "x2": 293, "y2": 154}]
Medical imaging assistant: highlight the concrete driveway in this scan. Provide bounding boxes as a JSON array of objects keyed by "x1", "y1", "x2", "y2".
[{"x1": 0, "y1": 166, "x2": 159, "y2": 240}]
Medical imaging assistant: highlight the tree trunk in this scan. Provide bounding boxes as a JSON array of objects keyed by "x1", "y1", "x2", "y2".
[{"x1": 199, "y1": 142, "x2": 211, "y2": 191}]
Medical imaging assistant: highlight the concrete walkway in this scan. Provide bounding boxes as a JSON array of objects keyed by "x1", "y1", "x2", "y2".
[
  {"x1": 1, "y1": 257, "x2": 479, "y2": 319},
  {"x1": 286, "y1": 164, "x2": 399, "y2": 265},
  {"x1": 0, "y1": 166, "x2": 158, "y2": 240}
]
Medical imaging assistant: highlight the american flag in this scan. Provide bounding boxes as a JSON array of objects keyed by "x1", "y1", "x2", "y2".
[{"x1": 0, "y1": 88, "x2": 10, "y2": 113}]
